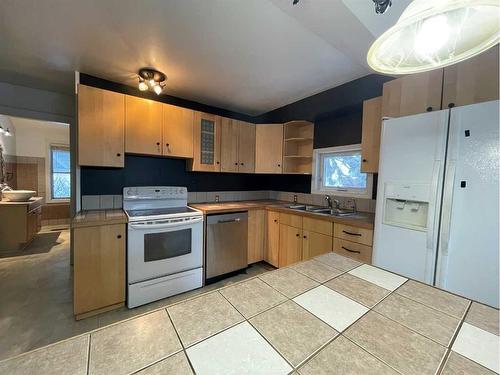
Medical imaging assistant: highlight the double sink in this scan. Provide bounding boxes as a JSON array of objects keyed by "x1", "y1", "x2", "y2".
[{"x1": 287, "y1": 204, "x2": 358, "y2": 217}]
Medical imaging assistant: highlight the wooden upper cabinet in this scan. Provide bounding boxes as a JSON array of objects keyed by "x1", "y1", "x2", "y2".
[
  {"x1": 78, "y1": 85, "x2": 125, "y2": 167},
  {"x1": 255, "y1": 124, "x2": 283, "y2": 174},
  {"x1": 237, "y1": 121, "x2": 256, "y2": 173},
  {"x1": 361, "y1": 96, "x2": 383, "y2": 173},
  {"x1": 189, "y1": 111, "x2": 221, "y2": 172},
  {"x1": 382, "y1": 69, "x2": 443, "y2": 118},
  {"x1": 443, "y1": 45, "x2": 499, "y2": 109},
  {"x1": 125, "y1": 95, "x2": 162, "y2": 155},
  {"x1": 162, "y1": 104, "x2": 193, "y2": 158},
  {"x1": 220, "y1": 117, "x2": 239, "y2": 173}
]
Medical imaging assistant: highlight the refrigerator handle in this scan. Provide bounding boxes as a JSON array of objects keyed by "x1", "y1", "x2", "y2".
[
  {"x1": 426, "y1": 160, "x2": 441, "y2": 251},
  {"x1": 440, "y1": 162, "x2": 456, "y2": 255}
]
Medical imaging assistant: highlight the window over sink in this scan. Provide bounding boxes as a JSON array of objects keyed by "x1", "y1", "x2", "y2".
[{"x1": 311, "y1": 144, "x2": 373, "y2": 198}]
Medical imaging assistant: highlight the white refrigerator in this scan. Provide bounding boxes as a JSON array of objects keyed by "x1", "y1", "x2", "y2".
[{"x1": 373, "y1": 100, "x2": 499, "y2": 308}]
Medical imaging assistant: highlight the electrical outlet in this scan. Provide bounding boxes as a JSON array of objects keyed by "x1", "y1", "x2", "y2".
[
  {"x1": 215, "y1": 194, "x2": 219, "y2": 203},
  {"x1": 293, "y1": 194, "x2": 298, "y2": 203}
]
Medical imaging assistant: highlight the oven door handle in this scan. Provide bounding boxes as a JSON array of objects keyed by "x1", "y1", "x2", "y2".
[{"x1": 129, "y1": 217, "x2": 202, "y2": 230}]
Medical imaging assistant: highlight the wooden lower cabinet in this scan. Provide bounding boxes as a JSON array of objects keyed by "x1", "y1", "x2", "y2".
[
  {"x1": 74, "y1": 224, "x2": 126, "y2": 319},
  {"x1": 333, "y1": 238, "x2": 372, "y2": 263},
  {"x1": 279, "y1": 224, "x2": 302, "y2": 267},
  {"x1": 302, "y1": 230, "x2": 332, "y2": 260},
  {"x1": 265, "y1": 211, "x2": 280, "y2": 267},
  {"x1": 248, "y1": 209, "x2": 266, "y2": 264},
  {"x1": 334, "y1": 223, "x2": 373, "y2": 247}
]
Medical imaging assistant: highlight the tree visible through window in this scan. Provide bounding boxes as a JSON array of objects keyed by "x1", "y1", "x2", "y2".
[
  {"x1": 51, "y1": 146, "x2": 70, "y2": 199},
  {"x1": 323, "y1": 152, "x2": 367, "y2": 189}
]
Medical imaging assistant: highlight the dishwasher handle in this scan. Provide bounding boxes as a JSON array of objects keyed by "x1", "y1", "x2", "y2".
[{"x1": 217, "y1": 218, "x2": 241, "y2": 224}]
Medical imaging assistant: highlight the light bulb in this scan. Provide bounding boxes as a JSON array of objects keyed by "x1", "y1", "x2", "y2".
[
  {"x1": 153, "y1": 84, "x2": 162, "y2": 95},
  {"x1": 149, "y1": 79, "x2": 155, "y2": 86},
  {"x1": 414, "y1": 15, "x2": 450, "y2": 59},
  {"x1": 138, "y1": 81, "x2": 148, "y2": 91}
]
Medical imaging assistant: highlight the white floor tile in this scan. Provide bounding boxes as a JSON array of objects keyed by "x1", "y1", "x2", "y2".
[
  {"x1": 293, "y1": 285, "x2": 368, "y2": 332},
  {"x1": 452, "y1": 322, "x2": 500, "y2": 373},
  {"x1": 186, "y1": 322, "x2": 292, "y2": 375},
  {"x1": 348, "y1": 264, "x2": 407, "y2": 291}
]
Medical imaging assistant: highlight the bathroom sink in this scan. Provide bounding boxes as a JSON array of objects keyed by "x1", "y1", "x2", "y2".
[{"x1": 2, "y1": 190, "x2": 36, "y2": 202}]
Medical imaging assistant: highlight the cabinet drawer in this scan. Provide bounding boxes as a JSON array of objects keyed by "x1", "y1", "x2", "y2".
[
  {"x1": 333, "y1": 238, "x2": 372, "y2": 264},
  {"x1": 334, "y1": 224, "x2": 373, "y2": 246},
  {"x1": 303, "y1": 216, "x2": 333, "y2": 236},
  {"x1": 279, "y1": 213, "x2": 302, "y2": 228}
]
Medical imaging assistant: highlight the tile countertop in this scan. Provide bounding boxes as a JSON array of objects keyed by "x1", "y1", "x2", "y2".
[
  {"x1": 71, "y1": 209, "x2": 128, "y2": 228},
  {"x1": 1, "y1": 252, "x2": 498, "y2": 375},
  {"x1": 191, "y1": 200, "x2": 375, "y2": 229}
]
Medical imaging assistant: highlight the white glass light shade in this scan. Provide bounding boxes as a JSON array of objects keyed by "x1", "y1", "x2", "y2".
[
  {"x1": 138, "y1": 81, "x2": 148, "y2": 91},
  {"x1": 367, "y1": 0, "x2": 500, "y2": 74},
  {"x1": 153, "y1": 84, "x2": 162, "y2": 95}
]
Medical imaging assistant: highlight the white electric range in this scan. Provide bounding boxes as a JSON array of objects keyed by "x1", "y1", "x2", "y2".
[{"x1": 123, "y1": 186, "x2": 203, "y2": 308}]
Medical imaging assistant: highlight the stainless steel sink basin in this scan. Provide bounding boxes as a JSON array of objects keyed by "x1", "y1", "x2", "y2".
[
  {"x1": 312, "y1": 208, "x2": 357, "y2": 217},
  {"x1": 287, "y1": 205, "x2": 320, "y2": 212}
]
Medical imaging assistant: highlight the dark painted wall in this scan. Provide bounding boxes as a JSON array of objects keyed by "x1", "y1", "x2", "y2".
[
  {"x1": 81, "y1": 156, "x2": 311, "y2": 195},
  {"x1": 80, "y1": 73, "x2": 391, "y2": 195}
]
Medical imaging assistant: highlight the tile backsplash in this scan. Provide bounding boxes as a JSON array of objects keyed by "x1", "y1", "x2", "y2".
[{"x1": 81, "y1": 191, "x2": 376, "y2": 213}]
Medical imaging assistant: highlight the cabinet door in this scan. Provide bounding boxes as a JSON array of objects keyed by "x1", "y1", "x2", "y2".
[
  {"x1": 279, "y1": 224, "x2": 302, "y2": 267},
  {"x1": 361, "y1": 96, "x2": 383, "y2": 173},
  {"x1": 248, "y1": 209, "x2": 265, "y2": 264},
  {"x1": 220, "y1": 117, "x2": 239, "y2": 172},
  {"x1": 302, "y1": 230, "x2": 332, "y2": 260},
  {"x1": 78, "y1": 85, "x2": 125, "y2": 167},
  {"x1": 162, "y1": 104, "x2": 193, "y2": 158},
  {"x1": 382, "y1": 70, "x2": 443, "y2": 118},
  {"x1": 238, "y1": 121, "x2": 256, "y2": 173},
  {"x1": 255, "y1": 124, "x2": 283, "y2": 173},
  {"x1": 189, "y1": 112, "x2": 221, "y2": 172},
  {"x1": 125, "y1": 95, "x2": 163, "y2": 155},
  {"x1": 74, "y1": 224, "x2": 125, "y2": 316},
  {"x1": 265, "y1": 211, "x2": 280, "y2": 267},
  {"x1": 442, "y1": 45, "x2": 499, "y2": 109}
]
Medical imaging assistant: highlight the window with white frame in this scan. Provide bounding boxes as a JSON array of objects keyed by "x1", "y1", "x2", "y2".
[
  {"x1": 311, "y1": 144, "x2": 373, "y2": 198},
  {"x1": 50, "y1": 145, "x2": 70, "y2": 200}
]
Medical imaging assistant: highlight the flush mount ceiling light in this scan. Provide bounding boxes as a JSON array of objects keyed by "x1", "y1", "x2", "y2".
[
  {"x1": 367, "y1": 0, "x2": 500, "y2": 74},
  {"x1": 137, "y1": 68, "x2": 167, "y2": 95}
]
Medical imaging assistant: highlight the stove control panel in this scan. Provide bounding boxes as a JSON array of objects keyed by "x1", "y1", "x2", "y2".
[{"x1": 123, "y1": 186, "x2": 188, "y2": 200}]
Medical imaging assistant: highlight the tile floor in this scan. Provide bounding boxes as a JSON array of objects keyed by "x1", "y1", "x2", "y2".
[
  {"x1": 0, "y1": 228, "x2": 273, "y2": 361},
  {"x1": 1, "y1": 252, "x2": 498, "y2": 375}
]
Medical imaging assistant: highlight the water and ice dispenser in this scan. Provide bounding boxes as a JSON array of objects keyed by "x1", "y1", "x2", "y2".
[{"x1": 382, "y1": 183, "x2": 430, "y2": 231}]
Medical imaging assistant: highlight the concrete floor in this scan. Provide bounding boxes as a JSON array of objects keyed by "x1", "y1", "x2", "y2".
[{"x1": 0, "y1": 228, "x2": 274, "y2": 361}]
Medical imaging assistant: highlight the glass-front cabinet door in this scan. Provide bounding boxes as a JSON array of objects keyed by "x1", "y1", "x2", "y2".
[{"x1": 188, "y1": 112, "x2": 221, "y2": 172}]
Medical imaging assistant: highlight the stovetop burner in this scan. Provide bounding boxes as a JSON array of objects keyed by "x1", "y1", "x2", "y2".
[{"x1": 126, "y1": 206, "x2": 198, "y2": 217}]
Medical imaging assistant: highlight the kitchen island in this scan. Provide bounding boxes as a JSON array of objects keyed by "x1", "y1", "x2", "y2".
[{"x1": 1, "y1": 251, "x2": 498, "y2": 374}]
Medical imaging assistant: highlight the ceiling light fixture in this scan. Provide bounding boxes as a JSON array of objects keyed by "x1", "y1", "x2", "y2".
[
  {"x1": 367, "y1": 0, "x2": 500, "y2": 74},
  {"x1": 137, "y1": 68, "x2": 167, "y2": 95}
]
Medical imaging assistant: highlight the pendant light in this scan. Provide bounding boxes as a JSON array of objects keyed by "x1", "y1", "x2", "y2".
[{"x1": 367, "y1": 0, "x2": 500, "y2": 74}]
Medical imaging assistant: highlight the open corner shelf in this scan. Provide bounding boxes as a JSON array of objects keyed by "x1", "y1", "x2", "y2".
[{"x1": 283, "y1": 120, "x2": 314, "y2": 174}]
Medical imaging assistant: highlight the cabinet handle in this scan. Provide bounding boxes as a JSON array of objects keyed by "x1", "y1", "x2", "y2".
[
  {"x1": 116, "y1": 153, "x2": 121, "y2": 157},
  {"x1": 234, "y1": 162, "x2": 238, "y2": 165},
  {"x1": 156, "y1": 142, "x2": 160, "y2": 145},
  {"x1": 296, "y1": 233, "x2": 300, "y2": 237},
  {"x1": 342, "y1": 230, "x2": 362, "y2": 236},
  {"x1": 362, "y1": 158, "x2": 367, "y2": 162},
  {"x1": 426, "y1": 106, "x2": 433, "y2": 112},
  {"x1": 216, "y1": 161, "x2": 220, "y2": 164},
  {"x1": 117, "y1": 235, "x2": 122, "y2": 239},
  {"x1": 274, "y1": 219, "x2": 278, "y2": 223},
  {"x1": 303, "y1": 235, "x2": 307, "y2": 239},
  {"x1": 342, "y1": 246, "x2": 360, "y2": 254},
  {"x1": 166, "y1": 143, "x2": 170, "y2": 147},
  {"x1": 448, "y1": 102, "x2": 455, "y2": 108},
  {"x1": 240, "y1": 163, "x2": 244, "y2": 166},
  {"x1": 277, "y1": 164, "x2": 281, "y2": 167}
]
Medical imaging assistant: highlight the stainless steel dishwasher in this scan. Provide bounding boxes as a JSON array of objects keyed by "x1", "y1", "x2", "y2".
[{"x1": 206, "y1": 211, "x2": 248, "y2": 280}]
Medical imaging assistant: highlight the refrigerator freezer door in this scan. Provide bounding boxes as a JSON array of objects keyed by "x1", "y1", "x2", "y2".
[
  {"x1": 373, "y1": 110, "x2": 449, "y2": 283},
  {"x1": 435, "y1": 100, "x2": 499, "y2": 308}
]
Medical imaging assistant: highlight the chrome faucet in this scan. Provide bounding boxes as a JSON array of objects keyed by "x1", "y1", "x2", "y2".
[
  {"x1": 347, "y1": 198, "x2": 357, "y2": 213},
  {"x1": 325, "y1": 195, "x2": 340, "y2": 209}
]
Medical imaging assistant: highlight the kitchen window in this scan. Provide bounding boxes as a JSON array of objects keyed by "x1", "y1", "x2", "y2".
[
  {"x1": 50, "y1": 145, "x2": 70, "y2": 200},
  {"x1": 311, "y1": 144, "x2": 373, "y2": 198}
]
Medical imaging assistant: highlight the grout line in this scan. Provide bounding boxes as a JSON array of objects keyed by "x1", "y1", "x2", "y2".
[
  {"x1": 86, "y1": 334, "x2": 91, "y2": 375},
  {"x1": 164, "y1": 308, "x2": 197, "y2": 375}
]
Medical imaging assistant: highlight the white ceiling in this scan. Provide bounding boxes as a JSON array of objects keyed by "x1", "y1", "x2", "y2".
[{"x1": 0, "y1": 0, "x2": 405, "y2": 115}]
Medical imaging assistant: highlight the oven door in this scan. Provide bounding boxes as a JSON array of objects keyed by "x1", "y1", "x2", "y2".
[{"x1": 127, "y1": 216, "x2": 203, "y2": 284}]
